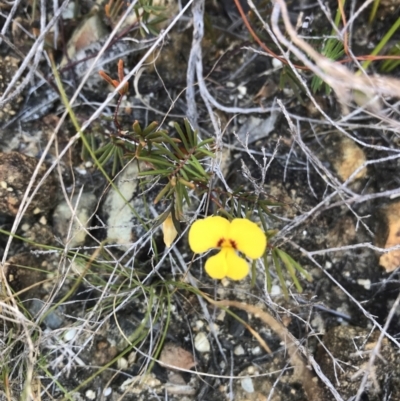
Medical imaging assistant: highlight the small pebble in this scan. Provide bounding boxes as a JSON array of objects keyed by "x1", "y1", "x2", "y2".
[
  {"x1": 75, "y1": 167, "x2": 87, "y2": 175},
  {"x1": 117, "y1": 357, "x2": 129, "y2": 370},
  {"x1": 103, "y1": 387, "x2": 112, "y2": 396},
  {"x1": 216, "y1": 309, "x2": 225, "y2": 321},
  {"x1": 21, "y1": 223, "x2": 30, "y2": 231},
  {"x1": 272, "y1": 58, "x2": 283, "y2": 68},
  {"x1": 195, "y1": 320, "x2": 204, "y2": 329},
  {"x1": 64, "y1": 328, "x2": 77, "y2": 342},
  {"x1": 247, "y1": 366, "x2": 256, "y2": 374},
  {"x1": 234, "y1": 345, "x2": 245, "y2": 355},
  {"x1": 237, "y1": 85, "x2": 247, "y2": 96},
  {"x1": 221, "y1": 278, "x2": 230, "y2": 287},
  {"x1": 85, "y1": 389, "x2": 96, "y2": 400},
  {"x1": 241, "y1": 377, "x2": 254, "y2": 393},
  {"x1": 251, "y1": 346, "x2": 262, "y2": 355},
  {"x1": 270, "y1": 285, "x2": 281, "y2": 296},
  {"x1": 128, "y1": 352, "x2": 137, "y2": 365},
  {"x1": 357, "y1": 278, "x2": 371, "y2": 290},
  {"x1": 194, "y1": 332, "x2": 210, "y2": 353}
]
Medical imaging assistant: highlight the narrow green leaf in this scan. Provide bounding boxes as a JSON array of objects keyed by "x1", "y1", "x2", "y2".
[
  {"x1": 138, "y1": 169, "x2": 171, "y2": 176},
  {"x1": 138, "y1": 156, "x2": 173, "y2": 168},
  {"x1": 142, "y1": 121, "x2": 159, "y2": 136},
  {"x1": 272, "y1": 249, "x2": 288, "y2": 299},
  {"x1": 173, "y1": 122, "x2": 189, "y2": 149},
  {"x1": 132, "y1": 120, "x2": 143, "y2": 136},
  {"x1": 195, "y1": 148, "x2": 215, "y2": 158},
  {"x1": 178, "y1": 177, "x2": 196, "y2": 189},
  {"x1": 179, "y1": 167, "x2": 189, "y2": 181},
  {"x1": 184, "y1": 118, "x2": 195, "y2": 146},
  {"x1": 284, "y1": 252, "x2": 313, "y2": 282},
  {"x1": 197, "y1": 138, "x2": 214, "y2": 147},
  {"x1": 152, "y1": 145, "x2": 180, "y2": 161},
  {"x1": 258, "y1": 206, "x2": 268, "y2": 232},
  {"x1": 96, "y1": 144, "x2": 114, "y2": 165},
  {"x1": 188, "y1": 156, "x2": 207, "y2": 176},
  {"x1": 154, "y1": 182, "x2": 172, "y2": 204},
  {"x1": 275, "y1": 249, "x2": 303, "y2": 293},
  {"x1": 182, "y1": 186, "x2": 191, "y2": 205}
]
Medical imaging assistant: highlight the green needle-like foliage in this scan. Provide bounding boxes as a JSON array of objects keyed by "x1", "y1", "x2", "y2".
[{"x1": 311, "y1": 38, "x2": 344, "y2": 94}]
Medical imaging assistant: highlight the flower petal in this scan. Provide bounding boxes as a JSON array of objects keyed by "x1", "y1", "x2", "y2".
[
  {"x1": 229, "y1": 219, "x2": 266, "y2": 259},
  {"x1": 225, "y1": 248, "x2": 249, "y2": 280},
  {"x1": 205, "y1": 249, "x2": 229, "y2": 279},
  {"x1": 189, "y1": 216, "x2": 230, "y2": 253}
]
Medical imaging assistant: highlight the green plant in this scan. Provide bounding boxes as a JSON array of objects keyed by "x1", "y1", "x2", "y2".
[
  {"x1": 311, "y1": 38, "x2": 344, "y2": 94},
  {"x1": 380, "y1": 42, "x2": 400, "y2": 72},
  {"x1": 104, "y1": 0, "x2": 167, "y2": 35},
  {"x1": 311, "y1": 1, "x2": 346, "y2": 94}
]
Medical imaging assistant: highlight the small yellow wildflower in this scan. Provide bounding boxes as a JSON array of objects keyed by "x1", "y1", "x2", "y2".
[{"x1": 188, "y1": 216, "x2": 266, "y2": 280}]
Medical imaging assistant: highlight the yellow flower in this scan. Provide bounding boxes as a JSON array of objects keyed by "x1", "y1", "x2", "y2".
[{"x1": 188, "y1": 216, "x2": 266, "y2": 280}]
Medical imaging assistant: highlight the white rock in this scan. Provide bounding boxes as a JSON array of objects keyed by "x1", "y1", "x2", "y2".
[
  {"x1": 270, "y1": 285, "x2": 281, "y2": 296},
  {"x1": 117, "y1": 357, "x2": 129, "y2": 370},
  {"x1": 234, "y1": 345, "x2": 245, "y2": 355},
  {"x1": 272, "y1": 57, "x2": 283, "y2": 69},
  {"x1": 103, "y1": 387, "x2": 112, "y2": 396},
  {"x1": 194, "y1": 332, "x2": 210, "y2": 353},
  {"x1": 251, "y1": 346, "x2": 262, "y2": 355},
  {"x1": 241, "y1": 377, "x2": 254, "y2": 393},
  {"x1": 357, "y1": 278, "x2": 371, "y2": 290},
  {"x1": 103, "y1": 162, "x2": 150, "y2": 250},
  {"x1": 221, "y1": 278, "x2": 230, "y2": 287},
  {"x1": 247, "y1": 366, "x2": 256, "y2": 374},
  {"x1": 237, "y1": 85, "x2": 247, "y2": 96},
  {"x1": 64, "y1": 328, "x2": 77, "y2": 342},
  {"x1": 85, "y1": 389, "x2": 96, "y2": 400},
  {"x1": 62, "y1": 2, "x2": 76, "y2": 20},
  {"x1": 195, "y1": 320, "x2": 204, "y2": 330}
]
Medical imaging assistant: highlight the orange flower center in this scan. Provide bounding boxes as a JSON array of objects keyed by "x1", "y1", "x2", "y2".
[{"x1": 217, "y1": 238, "x2": 237, "y2": 249}]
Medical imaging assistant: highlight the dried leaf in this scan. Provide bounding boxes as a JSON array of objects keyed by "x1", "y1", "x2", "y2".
[{"x1": 162, "y1": 214, "x2": 178, "y2": 248}]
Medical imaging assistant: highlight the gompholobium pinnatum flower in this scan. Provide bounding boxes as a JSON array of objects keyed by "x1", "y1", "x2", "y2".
[{"x1": 188, "y1": 216, "x2": 266, "y2": 280}]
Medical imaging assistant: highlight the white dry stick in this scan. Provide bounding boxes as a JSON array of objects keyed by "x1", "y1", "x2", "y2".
[
  {"x1": 186, "y1": 0, "x2": 204, "y2": 127},
  {"x1": 188, "y1": 0, "x2": 281, "y2": 124}
]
